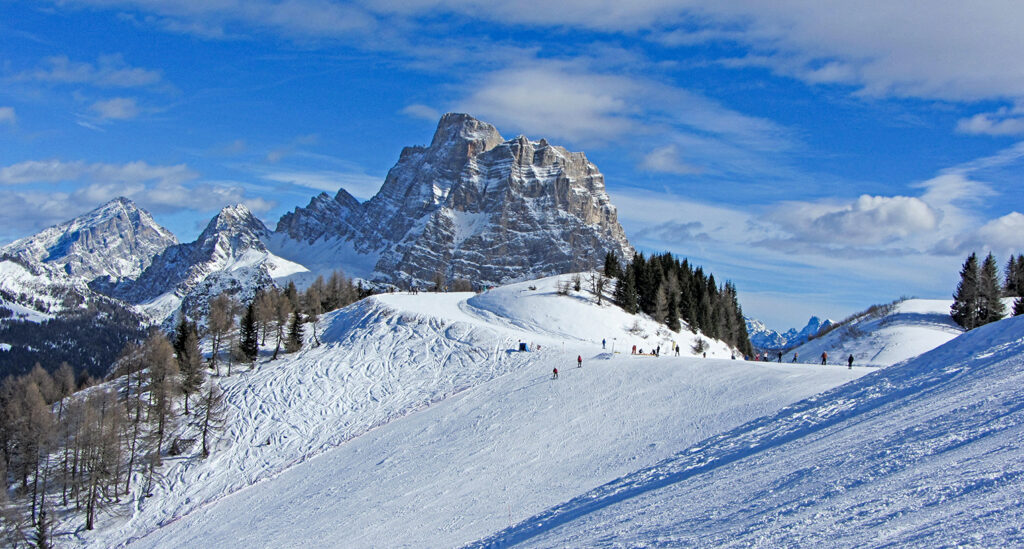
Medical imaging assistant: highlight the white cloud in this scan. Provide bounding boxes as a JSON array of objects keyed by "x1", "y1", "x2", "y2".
[
  {"x1": 0, "y1": 107, "x2": 15, "y2": 125},
  {"x1": 957, "y1": 104, "x2": 1024, "y2": 136},
  {"x1": 59, "y1": 0, "x2": 376, "y2": 39},
  {"x1": 639, "y1": 144, "x2": 701, "y2": 175},
  {"x1": 454, "y1": 61, "x2": 790, "y2": 154},
  {"x1": 17, "y1": 54, "x2": 162, "y2": 88},
  {"x1": 932, "y1": 212, "x2": 1024, "y2": 256},
  {"x1": 0, "y1": 159, "x2": 276, "y2": 241},
  {"x1": 456, "y1": 64, "x2": 636, "y2": 144},
  {"x1": 400, "y1": 103, "x2": 441, "y2": 121},
  {"x1": 769, "y1": 195, "x2": 940, "y2": 247},
  {"x1": 261, "y1": 170, "x2": 382, "y2": 200},
  {"x1": 50, "y1": 1, "x2": 1024, "y2": 107},
  {"x1": 90, "y1": 97, "x2": 142, "y2": 120},
  {"x1": 0, "y1": 159, "x2": 196, "y2": 186}
]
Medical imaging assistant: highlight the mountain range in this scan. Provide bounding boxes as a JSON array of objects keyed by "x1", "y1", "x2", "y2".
[
  {"x1": 0, "y1": 113, "x2": 636, "y2": 375},
  {"x1": 745, "y1": 315, "x2": 835, "y2": 350}
]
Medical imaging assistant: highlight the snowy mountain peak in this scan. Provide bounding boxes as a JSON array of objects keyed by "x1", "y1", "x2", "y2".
[
  {"x1": 201, "y1": 204, "x2": 265, "y2": 236},
  {"x1": 430, "y1": 112, "x2": 504, "y2": 155},
  {"x1": 271, "y1": 113, "x2": 634, "y2": 287},
  {"x1": 746, "y1": 315, "x2": 836, "y2": 350},
  {"x1": 0, "y1": 196, "x2": 178, "y2": 283},
  {"x1": 197, "y1": 203, "x2": 268, "y2": 251}
]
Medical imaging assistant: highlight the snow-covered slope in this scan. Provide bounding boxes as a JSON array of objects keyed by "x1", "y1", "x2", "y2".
[
  {"x1": 476, "y1": 315, "x2": 1024, "y2": 548},
  {"x1": 75, "y1": 275, "x2": 868, "y2": 548},
  {"x1": 785, "y1": 298, "x2": 962, "y2": 366}
]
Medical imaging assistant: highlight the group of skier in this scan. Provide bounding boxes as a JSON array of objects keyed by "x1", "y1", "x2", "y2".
[{"x1": 551, "y1": 337, "x2": 857, "y2": 380}]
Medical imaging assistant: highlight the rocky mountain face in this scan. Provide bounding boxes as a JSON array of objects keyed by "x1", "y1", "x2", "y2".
[
  {"x1": 746, "y1": 316, "x2": 835, "y2": 350},
  {"x1": 112, "y1": 204, "x2": 281, "y2": 322},
  {"x1": 1, "y1": 197, "x2": 178, "y2": 285},
  {"x1": 276, "y1": 113, "x2": 634, "y2": 288}
]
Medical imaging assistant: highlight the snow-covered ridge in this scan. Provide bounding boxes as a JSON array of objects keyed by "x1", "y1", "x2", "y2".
[{"x1": 785, "y1": 298, "x2": 962, "y2": 366}]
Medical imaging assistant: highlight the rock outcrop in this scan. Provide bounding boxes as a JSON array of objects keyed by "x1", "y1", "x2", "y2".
[{"x1": 276, "y1": 113, "x2": 634, "y2": 287}]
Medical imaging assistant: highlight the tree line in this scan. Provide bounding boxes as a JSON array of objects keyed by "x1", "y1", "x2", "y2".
[
  {"x1": 0, "y1": 269, "x2": 366, "y2": 546},
  {"x1": 951, "y1": 252, "x2": 1024, "y2": 330},
  {"x1": 606, "y1": 252, "x2": 754, "y2": 356}
]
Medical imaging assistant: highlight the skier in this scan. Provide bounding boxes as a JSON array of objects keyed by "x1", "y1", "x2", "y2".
[
  {"x1": 793, "y1": 352, "x2": 799, "y2": 363},
  {"x1": 552, "y1": 367, "x2": 559, "y2": 379},
  {"x1": 848, "y1": 354, "x2": 854, "y2": 369},
  {"x1": 656, "y1": 345, "x2": 660, "y2": 357},
  {"x1": 778, "y1": 352, "x2": 783, "y2": 363},
  {"x1": 821, "y1": 351, "x2": 828, "y2": 365},
  {"x1": 577, "y1": 355, "x2": 583, "y2": 368},
  {"x1": 675, "y1": 344, "x2": 680, "y2": 356},
  {"x1": 602, "y1": 338, "x2": 606, "y2": 349},
  {"x1": 632, "y1": 344, "x2": 636, "y2": 355}
]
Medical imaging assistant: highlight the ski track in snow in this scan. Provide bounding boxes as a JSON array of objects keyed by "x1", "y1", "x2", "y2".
[
  {"x1": 471, "y1": 316, "x2": 1024, "y2": 548},
  {"x1": 86, "y1": 276, "x2": 872, "y2": 549}
]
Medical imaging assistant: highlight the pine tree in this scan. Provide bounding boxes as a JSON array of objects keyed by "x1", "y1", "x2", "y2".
[
  {"x1": 603, "y1": 252, "x2": 621, "y2": 279},
  {"x1": 284, "y1": 281, "x2": 300, "y2": 309},
  {"x1": 173, "y1": 317, "x2": 203, "y2": 414},
  {"x1": 666, "y1": 291, "x2": 681, "y2": 332},
  {"x1": 1005, "y1": 254, "x2": 1024, "y2": 297},
  {"x1": 613, "y1": 269, "x2": 638, "y2": 314},
  {"x1": 239, "y1": 302, "x2": 259, "y2": 363},
  {"x1": 286, "y1": 309, "x2": 304, "y2": 353},
  {"x1": 1013, "y1": 296, "x2": 1024, "y2": 317},
  {"x1": 980, "y1": 252, "x2": 1006, "y2": 326},
  {"x1": 951, "y1": 252, "x2": 981, "y2": 329}
]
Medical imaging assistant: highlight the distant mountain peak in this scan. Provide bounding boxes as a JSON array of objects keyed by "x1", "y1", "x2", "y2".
[
  {"x1": 199, "y1": 204, "x2": 267, "y2": 243},
  {"x1": 746, "y1": 315, "x2": 835, "y2": 350},
  {"x1": 0, "y1": 197, "x2": 177, "y2": 283}
]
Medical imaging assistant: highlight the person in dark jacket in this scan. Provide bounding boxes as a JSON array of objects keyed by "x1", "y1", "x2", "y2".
[
  {"x1": 577, "y1": 355, "x2": 582, "y2": 368},
  {"x1": 848, "y1": 354, "x2": 854, "y2": 369},
  {"x1": 552, "y1": 367, "x2": 558, "y2": 379},
  {"x1": 821, "y1": 351, "x2": 828, "y2": 365}
]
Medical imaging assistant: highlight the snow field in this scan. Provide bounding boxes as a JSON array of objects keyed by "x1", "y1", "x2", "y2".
[
  {"x1": 476, "y1": 316, "x2": 1024, "y2": 548},
  {"x1": 105, "y1": 277, "x2": 868, "y2": 548}
]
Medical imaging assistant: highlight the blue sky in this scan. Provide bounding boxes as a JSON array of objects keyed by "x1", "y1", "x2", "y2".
[{"x1": 2, "y1": 1, "x2": 1024, "y2": 330}]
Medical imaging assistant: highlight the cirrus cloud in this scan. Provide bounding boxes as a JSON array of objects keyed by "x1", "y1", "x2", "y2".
[{"x1": 16, "y1": 54, "x2": 162, "y2": 88}]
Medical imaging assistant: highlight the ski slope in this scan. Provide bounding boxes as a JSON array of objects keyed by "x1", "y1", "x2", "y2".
[
  {"x1": 75, "y1": 274, "x2": 869, "y2": 547},
  {"x1": 786, "y1": 298, "x2": 963, "y2": 366},
  {"x1": 474, "y1": 316, "x2": 1024, "y2": 548}
]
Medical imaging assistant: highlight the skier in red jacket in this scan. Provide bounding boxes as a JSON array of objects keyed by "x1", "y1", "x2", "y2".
[{"x1": 577, "y1": 355, "x2": 582, "y2": 368}]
